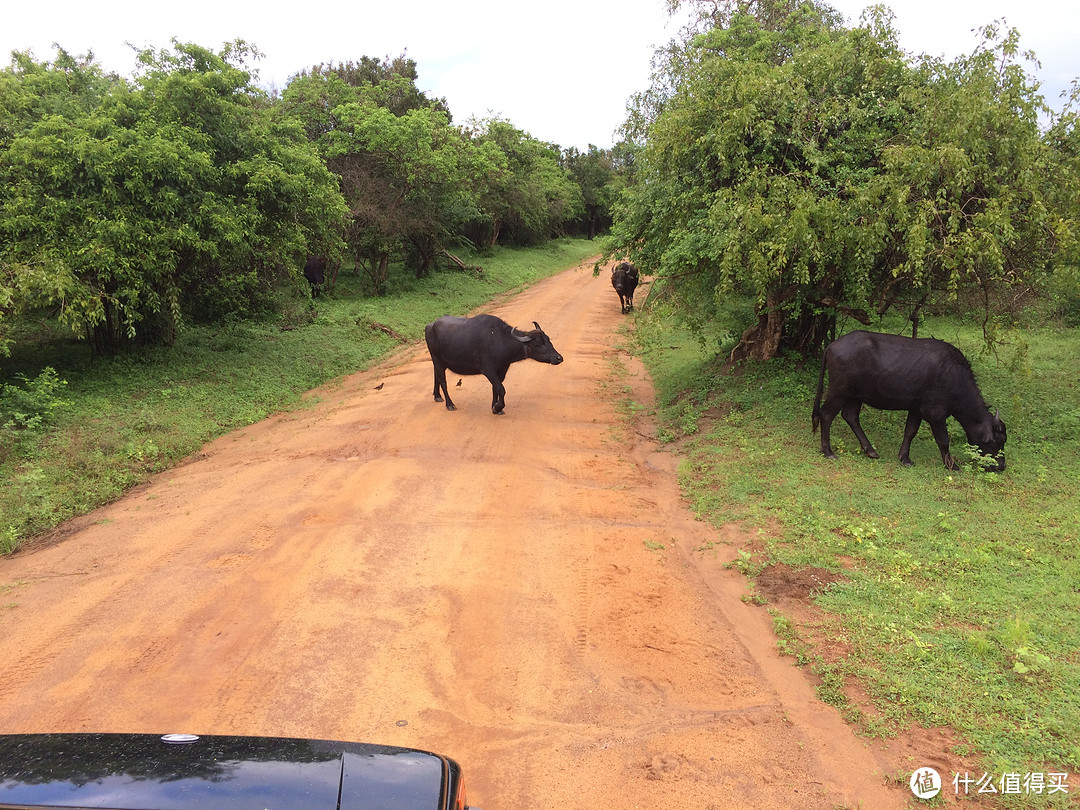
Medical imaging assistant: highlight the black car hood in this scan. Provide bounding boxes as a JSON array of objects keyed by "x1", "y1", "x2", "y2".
[{"x1": 0, "y1": 733, "x2": 458, "y2": 810}]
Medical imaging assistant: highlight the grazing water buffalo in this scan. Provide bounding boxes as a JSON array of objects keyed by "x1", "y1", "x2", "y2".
[
  {"x1": 812, "y1": 330, "x2": 1006, "y2": 471},
  {"x1": 303, "y1": 255, "x2": 327, "y2": 296},
  {"x1": 611, "y1": 262, "x2": 639, "y2": 314},
  {"x1": 425, "y1": 314, "x2": 564, "y2": 415}
]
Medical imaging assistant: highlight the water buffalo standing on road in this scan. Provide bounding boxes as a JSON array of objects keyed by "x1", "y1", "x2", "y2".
[
  {"x1": 425, "y1": 314, "x2": 564, "y2": 415},
  {"x1": 812, "y1": 330, "x2": 1006, "y2": 470},
  {"x1": 611, "y1": 262, "x2": 639, "y2": 314}
]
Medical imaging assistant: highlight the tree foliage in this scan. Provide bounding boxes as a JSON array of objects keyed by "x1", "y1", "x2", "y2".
[
  {"x1": 280, "y1": 58, "x2": 483, "y2": 292},
  {"x1": 607, "y1": 2, "x2": 1079, "y2": 360},
  {"x1": 462, "y1": 118, "x2": 583, "y2": 248},
  {"x1": 0, "y1": 42, "x2": 346, "y2": 354},
  {"x1": 281, "y1": 61, "x2": 589, "y2": 293},
  {"x1": 1, "y1": 42, "x2": 626, "y2": 362},
  {"x1": 563, "y1": 145, "x2": 624, "y2": 239}
]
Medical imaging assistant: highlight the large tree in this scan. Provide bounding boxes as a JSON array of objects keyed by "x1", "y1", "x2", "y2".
[
  {"x1": 463, "y1": 118, "x2": 583, "y2": 247},
  {"x1": 330, "y1": 90, "x2": 483, "y2": 290},
  {"x1": 562, "y1": 145, "x2": 623, "y2": 239},
  {"x1": 281, "y1": 63, "x2": 485, "y2": 293},
  {"x1": 607, "y1": 2, "x2": 1075, "y2": 360},
  {"x1": 0, "y1": 42, "x2": 346, "y2": 353}
]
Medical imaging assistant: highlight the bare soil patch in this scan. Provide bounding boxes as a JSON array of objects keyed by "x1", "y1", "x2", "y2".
[{"x1": 0, "y1": 260, "x2": 937, "y2": 807}]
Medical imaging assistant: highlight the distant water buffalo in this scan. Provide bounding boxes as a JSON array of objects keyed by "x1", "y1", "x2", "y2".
[
  {"x1": 303, "y1": 255, "x2": 327, "y2": 296},
  {"x1": 812, "y1": 330, "x2": 1006, "y2": 470},
  {"x1": 425, "y1": 314, "x2": 564, "y2": 415},
  {"x1": 611, "y1": 262, "x2": 639, "y2": 314}
]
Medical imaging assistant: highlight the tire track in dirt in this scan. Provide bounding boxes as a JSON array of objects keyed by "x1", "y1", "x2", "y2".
[{"x1": 0, "y1": 259, "x2": 909, "y2": 808}]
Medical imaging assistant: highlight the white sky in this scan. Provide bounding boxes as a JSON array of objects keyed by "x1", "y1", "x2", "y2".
[{"x1": 3, "y1": 0, "x2": 1076, "y2": 151}]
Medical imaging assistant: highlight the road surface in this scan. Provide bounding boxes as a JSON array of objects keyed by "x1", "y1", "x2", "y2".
[{"x1": 0, "y1": 259, "x2": 912, "y2": 808}]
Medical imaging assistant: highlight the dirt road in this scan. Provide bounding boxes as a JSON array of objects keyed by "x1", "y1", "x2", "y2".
[{"x1": 0, "y1": 259, "x2": 912, "y2": 808}]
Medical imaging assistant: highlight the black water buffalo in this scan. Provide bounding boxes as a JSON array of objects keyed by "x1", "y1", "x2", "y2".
[
  {"x1": 812, "y1": 330, "x2": 1006, "y2": 471},
  {"x1": 425, "y1": 314, "x2": 564, "y2": 414},
  {"x1": 303, "y1": 255, "x2": 327, "y2": 296},
  {"x1": 611, "y1": 262, "x2": 639, "y2": 314}
]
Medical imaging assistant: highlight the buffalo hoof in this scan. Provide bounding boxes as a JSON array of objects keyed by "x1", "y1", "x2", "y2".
[
  {"x1": 900, "y1": 458, "x2": 914, "y2": 467},
  {"x1": 492, "y1": 404, "x2": 505, "y2": 415},
  {"x1": 434, "y1": 394, "x2": 443, "y2": 402},
  {"x1": 865, "y1": 448, "x2": 880, "y2": 459},
  {"x1": 823, "y1": 451, "x2": 838, "y2": 460},
  {"x1": 445, "y1": 403, "x2": 456, "y2": 411}
]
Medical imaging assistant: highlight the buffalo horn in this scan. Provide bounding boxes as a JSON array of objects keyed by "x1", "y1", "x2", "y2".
[{"x1": 512, "y1": 327, "x2": 531, "y2": 343}]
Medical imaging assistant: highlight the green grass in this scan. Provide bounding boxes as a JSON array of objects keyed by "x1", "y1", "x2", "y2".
[
  {"x1": 0, "y1": 239, "x2": 599, "y2": 551},
  {"x1": 633, "y1": 301, "x2": 1080, "y2": 800}
]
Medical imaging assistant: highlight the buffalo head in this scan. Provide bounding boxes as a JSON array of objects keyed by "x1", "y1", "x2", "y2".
[
  {"x1": 967, "y1": 409, "x2": 1007, "y2": 471},
  {"x1": 512, "y1": 322, "x2": 564, "y2": 366}
]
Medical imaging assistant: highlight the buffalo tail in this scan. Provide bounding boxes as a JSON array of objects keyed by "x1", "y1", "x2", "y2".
[{"x1": 811, "y1": 348, "x2": 828, "y2": 434}]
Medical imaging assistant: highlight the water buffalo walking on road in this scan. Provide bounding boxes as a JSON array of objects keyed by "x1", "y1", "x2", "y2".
[
  {"x1": 812, "y1": 330, "x2": 1006, "y2": 470},
  {"x1": 611, "y1": 262, "x2": 639, "y2": 314},
  {"x1": 425, "y1": 315, "x2": 564, "y2": 415}
]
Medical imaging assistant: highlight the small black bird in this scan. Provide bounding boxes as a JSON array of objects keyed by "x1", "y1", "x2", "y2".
[{"x1": 374, "y1": 383, "x2": 384, "y2": 390}]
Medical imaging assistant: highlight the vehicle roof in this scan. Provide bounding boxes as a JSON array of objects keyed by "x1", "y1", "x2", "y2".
[{"x1": 0, "y1": 733, "x2": 454, "y2": 810}]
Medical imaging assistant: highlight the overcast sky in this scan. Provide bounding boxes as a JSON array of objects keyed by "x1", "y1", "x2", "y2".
[{"x1": 3, "y1": 0, "x2": 1076, "y2": 151}]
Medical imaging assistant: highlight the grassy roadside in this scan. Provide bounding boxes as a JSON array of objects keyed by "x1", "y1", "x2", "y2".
[
  {"x1": 631, "y1": 300, "x2": 1080, "y2": 805},
  {"x1": 0, "y1": 240, "x2": 599, "y2": 554}
]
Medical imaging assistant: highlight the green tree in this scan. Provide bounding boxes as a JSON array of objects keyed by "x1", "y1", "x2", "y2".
[
  {"x1": 127, "y1": 41, "x2": 347, "y2": 324},
  {"x1": 464, "y1": 118, "x2": 583, "y2": 247},
  {"x1": 331, "y1": 94, "x2": 481, "y2": 291},
  {"x1": 607, "y1": 4, "x2": 1074, "y2": 360},
  {"x1": 0, "y1": 42, "x2": 347, "y2": 353},
  {"x1": 281, "y1": 61, "x2": 482, "y2": 292},
  {"x1": 563, "y1": 145, "x2": 622, "y2": 239},
  {"x1": 0, "y1": 49, "x2": 124, "y2": 356}
]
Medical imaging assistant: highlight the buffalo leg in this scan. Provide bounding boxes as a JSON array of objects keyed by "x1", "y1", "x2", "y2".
[
  {"x1": 486, "y1": 372, "x2": 506, "y2": 415},
  {"x1": 841, "y1": 403, "x2": 879, "y2": 458},
  {"x1": 898, "y1": 410, "x2": 921, "y2": 466},
  {"x1": 928, "y1": 418, "x2": 957, "y2": 470},
  {"x1": 490, "y1": 381, "x2": 506, "y2": 414},
  {"x1": 432, "y1": 363, "x2": 456, "y2": 410},
  {"x1": 817, "y1": 400, "x2": 841, "y2": 459}
]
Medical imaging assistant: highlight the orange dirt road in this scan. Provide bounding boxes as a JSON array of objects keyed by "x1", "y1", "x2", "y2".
[{"x1": 0, "y1": 260, "x2": 910, "y2": 808}]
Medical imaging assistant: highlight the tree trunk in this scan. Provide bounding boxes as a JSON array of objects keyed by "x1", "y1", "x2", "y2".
[
  {"x1": 376, "y1": 253, "x2": 389, "y2": 296},
  {"x1": 89, "y1": 300, "x2": 120, "y2": 356},
  {"x1": 727, "y1": 285, "x2": 856, "y2": 364},
  {"x1": 909, "y1": 291, "x2": 929, "y2": 338},
  {"x1": 728, "y1": 287, "x2": 787, "y2": 364},
  {"x1": 441, "y1": 250, "x2": 484, "y2": 278}
]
